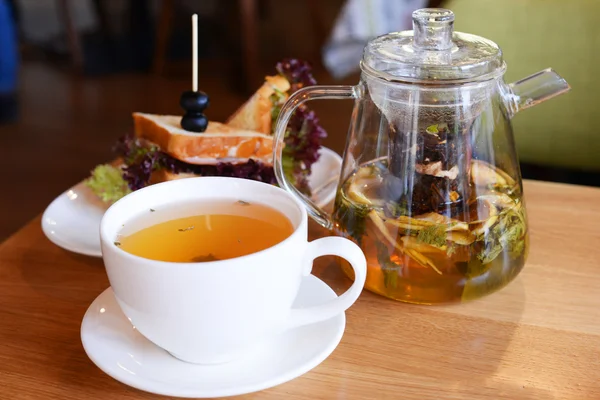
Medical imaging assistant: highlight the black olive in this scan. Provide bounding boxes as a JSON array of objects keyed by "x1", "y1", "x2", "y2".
[
  {"x1": 180, "y1": 90, "x2": 209, "y2": 112},
  {"x1": 181, "y1": 112, "x2": 208, "y2": 132}
]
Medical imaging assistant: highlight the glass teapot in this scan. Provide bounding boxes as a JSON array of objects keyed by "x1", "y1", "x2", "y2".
[{"x1": 273, "y1": 8, "x2": 570, "y2": 304}]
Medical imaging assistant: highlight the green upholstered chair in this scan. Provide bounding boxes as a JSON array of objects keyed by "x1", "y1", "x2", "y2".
[{"x1": 443, "y1": 0, "x2": 600, "y2": 175}]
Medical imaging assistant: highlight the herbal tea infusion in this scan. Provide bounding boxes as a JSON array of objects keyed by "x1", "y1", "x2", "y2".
[
  {"x1": 333, "y1": 155, "x2": 528, "y2": 304},
  {"x1": 117, "y1": 199, "x2": 294, "y2": 262}
]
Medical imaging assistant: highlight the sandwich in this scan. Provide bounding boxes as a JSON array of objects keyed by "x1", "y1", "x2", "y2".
[{"x1": 85, "y1": 59, "x2": 327, "y2": 204}]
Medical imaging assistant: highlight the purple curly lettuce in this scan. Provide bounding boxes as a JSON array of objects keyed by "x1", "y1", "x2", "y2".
[
  {"x1": 121, "y1": 151, "x2": 178, "y2": 190},
  {"x1": 275, "y1": 59, "x2": 317, "y2": 92},
  {"x1": 273, "y1": 59, "x2": 327, "y2": 195},
  {"x1": 285, "y1": 107, "x2": 327, "y2": 169},
  {"x1": 180, "y1": 159, "x2": 276, "y2": 183},
  {"x1": 113, "y1": 134, "x2": 179, "y2": 190},
  {"x1": 113, "y1": 133, "x2": 275, "y2": 191}
]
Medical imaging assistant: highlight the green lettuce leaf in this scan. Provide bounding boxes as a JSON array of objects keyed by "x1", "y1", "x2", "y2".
[{"x1": 84, "y1": 164, "x2": 131, "y2": 203}]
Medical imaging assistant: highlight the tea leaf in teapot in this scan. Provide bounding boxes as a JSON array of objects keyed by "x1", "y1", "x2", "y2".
[
  {"x1": 477, "y1": 238, "x2": 504, "y2": 265},
  {"x1": 446, "y1": 243, "x2": 458, "y2": 256},
  {"x1": 425, "y1": 123, "x2": 449, "y2": 137},
  {"x1": 333, "y1": 196, "x2": 371, "y2": 244},
  {"x1": 509, "y1": 231, "x2": 526, "y2": 259},
  {"x1": 383, "y1": 197, "x2": 410, "y2": 218},
  {"x1": 503, "y1": 210, "x2": 526, "y2": 259},
  {"x1": 476, "y1": 217, "x2": 503, "y2": 264},
  {"x1": 417, "y1": 224, "x2": 447, "y2": 248},
  {"x1": 476, "y1": 205, "x2": 526, "y2": 264},
  {"x1": 426, "y1": 124, "x2": 440, "y2": 135},
  {"x1": 375, "y1": 241, "x2": 399, "y2": 290}
]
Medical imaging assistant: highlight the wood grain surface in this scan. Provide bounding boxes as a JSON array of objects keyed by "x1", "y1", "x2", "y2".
[{"x1": 0, "y1": 180, "x2": 599, "y2": 400}]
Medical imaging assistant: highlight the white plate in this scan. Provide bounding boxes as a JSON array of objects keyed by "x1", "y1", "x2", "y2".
[
  {"x1": 42, "y1": 147, "x2": 342, "y2": 257},
  {"x1": 81, "y1": 274, "x2": 345, "y2": 398}
]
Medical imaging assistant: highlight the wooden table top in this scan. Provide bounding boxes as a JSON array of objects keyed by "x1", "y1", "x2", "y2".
[{"x1": 0, "y1": 179, "x2": 599, "y2": 400}]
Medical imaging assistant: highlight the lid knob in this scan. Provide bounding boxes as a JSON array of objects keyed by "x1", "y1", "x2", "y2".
[{"x1": 412, "y1": 8, "x2": 454, "y2": 51}]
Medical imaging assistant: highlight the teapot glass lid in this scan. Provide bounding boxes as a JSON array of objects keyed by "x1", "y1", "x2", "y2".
[{"x1": 361, "y1": 8, "x2": 504, "y2": 83}]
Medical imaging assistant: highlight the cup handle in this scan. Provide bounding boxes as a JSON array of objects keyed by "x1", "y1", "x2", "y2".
[{"x1": 284, "y1": 236, "x2": 367, "y2": 331}]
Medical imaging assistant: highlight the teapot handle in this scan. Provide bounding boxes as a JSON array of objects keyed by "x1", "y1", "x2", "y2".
[{"x1": 273, "y1": 85, "x2": 358, "y2": 230}]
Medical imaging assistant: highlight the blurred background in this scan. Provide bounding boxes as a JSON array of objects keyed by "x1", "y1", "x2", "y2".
[{"x1": 0, "y1": 0, "x2": 598, "y2": 240}]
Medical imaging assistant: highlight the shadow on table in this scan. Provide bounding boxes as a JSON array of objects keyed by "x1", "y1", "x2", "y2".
[
  {"x1": 18, "y1": 233, "x2": 108, "y2": 304},
  {"x1": 429, "y1": 277, "x2": 557, "y2": 399},
  {"x1": 312, "y1": 255, "x2": 558, "y2": 399}
]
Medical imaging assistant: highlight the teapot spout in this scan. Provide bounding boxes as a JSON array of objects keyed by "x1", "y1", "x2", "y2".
[{"x1": 505, "y1": 68, "x2": 570, "y2": 116}]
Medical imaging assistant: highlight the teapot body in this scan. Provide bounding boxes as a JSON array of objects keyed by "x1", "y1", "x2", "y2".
[
  {"x1": 330, "y1": 72, "x2": 529, "y2": 303},
  {"x1": 272, "y1": 8, "x2": 567, "y2": 304}
]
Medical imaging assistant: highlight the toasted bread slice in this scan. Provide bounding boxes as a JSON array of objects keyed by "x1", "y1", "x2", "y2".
[
  {"x1": 132, "y1": 112, "x2": 274, "y2": 165},
  {"x1": 225, "y1": 75, "x2": 290, "y2": 135}
]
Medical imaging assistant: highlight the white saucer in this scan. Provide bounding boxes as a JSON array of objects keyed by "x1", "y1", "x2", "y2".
[
  {"x1": 81, "y1": 274, "x2": 345, "y2": 398},
  {"x1": 42, "y1": 147, "x2": 342, "y2": 257}
]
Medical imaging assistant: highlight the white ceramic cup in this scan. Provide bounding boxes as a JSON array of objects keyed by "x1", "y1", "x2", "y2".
[{"x1": 99, "y1": 177, "x2": 367, "y2": 364}]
